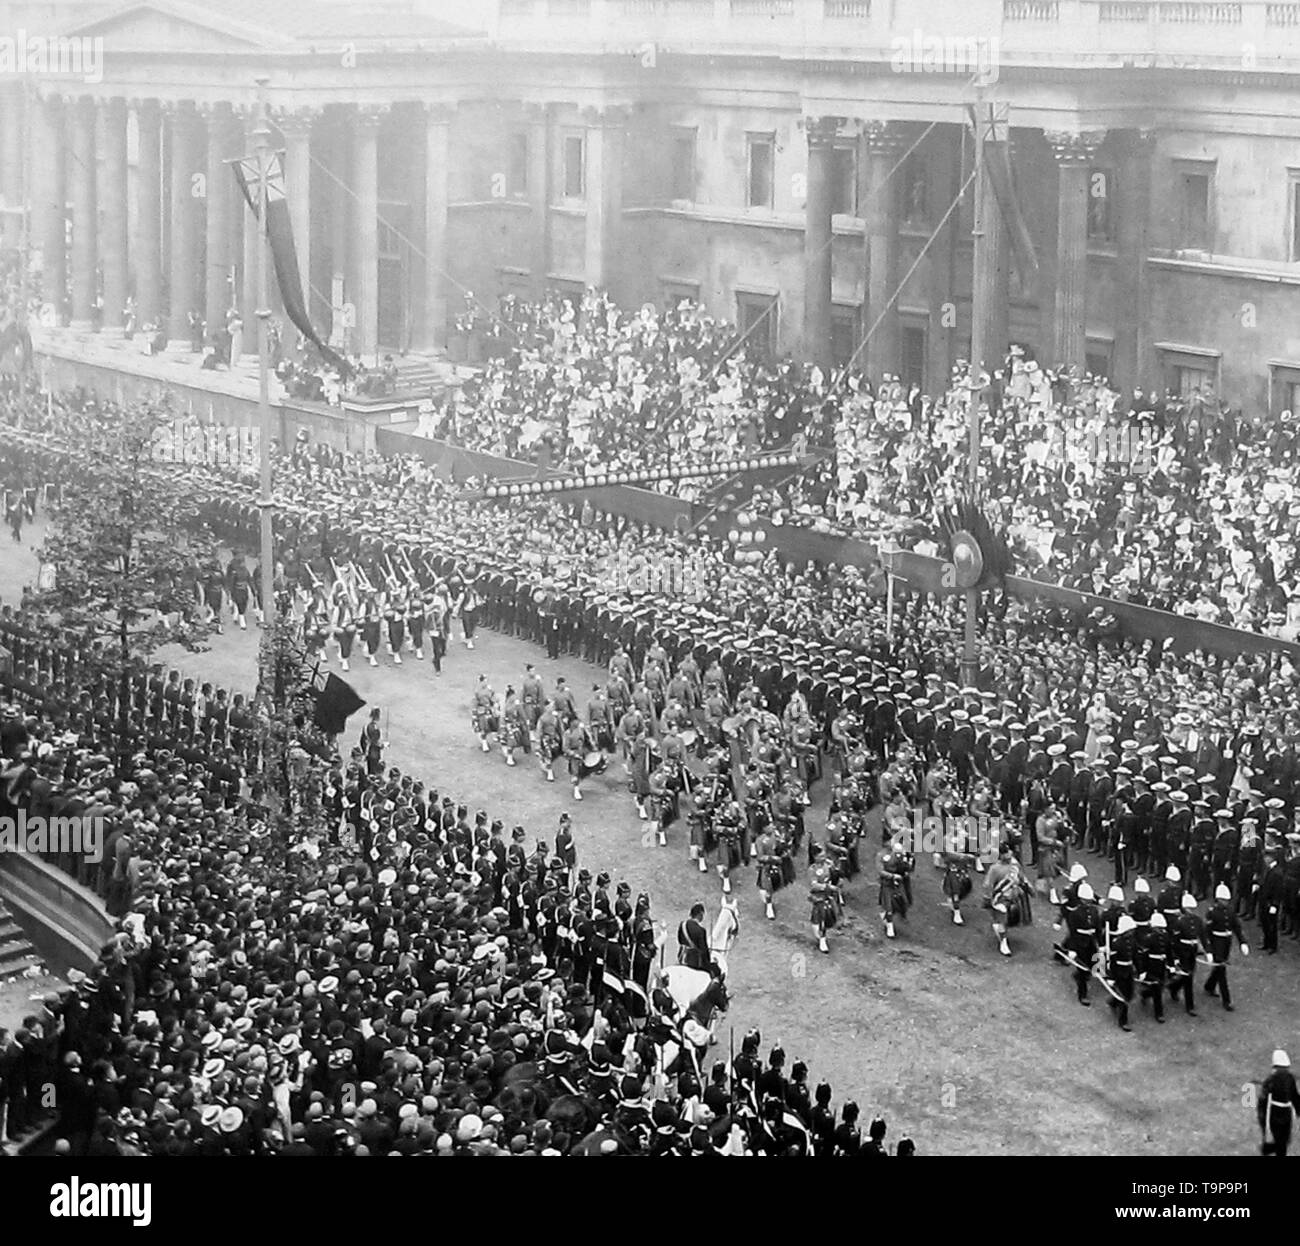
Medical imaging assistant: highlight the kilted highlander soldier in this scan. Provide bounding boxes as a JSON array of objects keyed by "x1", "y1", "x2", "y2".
[
  {"x1": 564, "y1": 717, "x2": 592, "y2": 802},
  {"x1": 501, "y1": 687, "x2": 528, "y2": 767},
  {"x1": 808, "y1": 842, "x2": 842, "y2": 954},
  {"x1": 537, "y1": 699, "x2": 563, "y2": 785},
  {"x1": 471, "y1": 676, "x2": 499, "y2": 753}
]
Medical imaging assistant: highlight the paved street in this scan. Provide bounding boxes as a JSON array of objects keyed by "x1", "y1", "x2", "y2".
[{"x1": 1, "y1": 517, "x2": 1294, "y2": 1154}]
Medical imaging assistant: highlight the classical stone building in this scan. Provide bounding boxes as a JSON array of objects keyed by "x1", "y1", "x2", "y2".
[{"x1": 3, "y1": 0, "x2": 1300, "y2": 409}]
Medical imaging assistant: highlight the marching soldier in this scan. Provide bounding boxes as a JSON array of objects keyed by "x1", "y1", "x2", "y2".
[
  {"x1": 1202, "y1": 883, "x2": 1248, "y2": 1011},
  {"x1": 1137, "y1": 911, "x2": 1169, "y2": 1023},
  {"x1": 1065, "y1": 882, "x2": 1101, "y2": 1006},
  {"x1": 1168, "y1": 893, "x2": 1203, "y2": 1017},
  {"x1": 1109, "y1": 914, "x2": 1137, "y2": 1032},
  {"x1": 1157, "y1": 865, "x2": 1184, "y2": 928},
  {"x1": 564, "y1": 717, "x2": 591, "y2": 802},
  {"x1": 537, "y1": 699, "x2": 563, "y2": 785},
  {"x1": 471, "y1": 675, "x2": 498, "y2": 753}
]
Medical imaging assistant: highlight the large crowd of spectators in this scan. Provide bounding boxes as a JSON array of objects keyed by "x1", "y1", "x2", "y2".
[
  {"x1": 4, "y1": 276, "x2": 1300, "y2": 1155},
  {"x1": 420, "y1": 288, "x2": 1298, "y2": 638}
]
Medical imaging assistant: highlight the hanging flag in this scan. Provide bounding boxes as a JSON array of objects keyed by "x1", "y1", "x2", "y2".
[
  {"x1": 312, "y1": 673, "x2": 366, "y2": 736},
  {"x1": 233, "y1": 151, "x2": 353, "y2": 378},
  {"x1": 967, "y1": 105, "x2": 1040, "y2": 296}
]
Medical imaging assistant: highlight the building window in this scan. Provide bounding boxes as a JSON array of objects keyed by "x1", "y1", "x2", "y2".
[
  {"x1": 562, "y1": 134, "x2": 585, "y2": 199},
  {"x1": 900, "y1": 324, "x2": 926, "y2": 390},
  {"x1": 662, "y1": 280, "x2": 700, "y2": 310},
  {"x1": 670, "y1": 128, "x2": 697, "y2": 201},
  {"x1": 1087, "y1": 167, "x2": 1115, "y2": 243},
  {"x1": 1178, "y1": 168, "x2": 1212, "y2": 251},
  {"x1": 829, "y1": 146, "x2": 857, "y2": 216},
  {"x1": 1270, "y1": 364, "x2": 1300, "y2": 415},
  {"x1": 1085, "y1": 341, "x2": 1113, "y2": 383},
  {"x1": 831, "y1": 304, "x2": 859, "y2": 369},
  {"x1": 736, "y1": 292, "x2": 777, "y2": 356},
  {"x1": 747, "y1": 133, "x2": 775, "y2": 209},
  {"x1": 1159, "y1": 346, "x2": 1219, "y2": 399},
  {"x1": 901, "y1": 151, "x2": 929, "y2": 225}
]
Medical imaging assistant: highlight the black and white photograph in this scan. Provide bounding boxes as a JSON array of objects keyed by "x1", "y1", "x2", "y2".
[{"x1": 0, "y1": 0, "x2": 1296, "y2": 1200}]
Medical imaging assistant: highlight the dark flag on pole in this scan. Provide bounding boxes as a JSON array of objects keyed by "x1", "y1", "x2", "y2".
[
  {"x1": 233, "y1": 151, "x2": 352, "y2": 378},
  {"x1": 311, "y1": 673, "x2": 366, "y2": 736}
]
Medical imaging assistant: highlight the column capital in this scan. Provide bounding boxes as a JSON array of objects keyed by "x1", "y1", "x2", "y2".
[
  {"x1": 1045, "y1": 129, "x2": 1108, "y2": 166},
  {"x1": 521, "y1": 100, "x2": 552, "y2": 124},
  {"x1": 354, "y1": 103, "x2": 390, "y2": 129},
  {"x1": 861, "y1": 119, "x2": 905, "y2": 157},
  {"x1": 129, "y1": 96, "x2": 160, "y2": 115},
  {"x1": 802, "y1": 115, "x2": 845, "y2": 148},
  {"x1": 100, "y1": 95, "x2": 127, "y2": 116},
  {"x1": 1128, "y1": 126, "x2": 1157, "y2": 153},
  {"x1": 576, "y1": 103, "x2": 631, "y2": 129},
  {"x1": 271, "y1": 104, "x2": 321, "y2": 136},
  {"x1": 422, "y1": 101, "x2": 457, "y2": 126}
]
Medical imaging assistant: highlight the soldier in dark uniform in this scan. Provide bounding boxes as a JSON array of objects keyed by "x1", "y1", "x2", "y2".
[
  {"x1": 1065, "y1": 882, "x2": 1101, "y2": 1006},
  {"x1": 1109, "y1": 913, "x2": 1138, "y2": 1032},
  {"x1": 1167, "y1": 790, "x2": 1193, "y2": 875},
  {"x1": 1259, "y1": 852, "x2": 1285, "y2": 953},
  {"x1": 1168, "y1": 893, "x2": 1203, "y2": 1016},
  {"x1": 1137, "y1": 911, "x2": 1170, "y2": 1023},
  {"x1": 1258, "y1": 1050, "x2": 1300, "y2": 1156},
  {"x1": 1201, "y1": 883, "x2": 1247, "y2": 1011}
]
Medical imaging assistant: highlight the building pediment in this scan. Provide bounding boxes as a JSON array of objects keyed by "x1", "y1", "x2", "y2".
[{"x1": 62, "y1": 1, "x2": 295, "y2": 53}]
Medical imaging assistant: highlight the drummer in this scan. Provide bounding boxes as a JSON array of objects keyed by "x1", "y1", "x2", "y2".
[{"x1": 587, "y1": 683, "x2": 615, "y2": 754}]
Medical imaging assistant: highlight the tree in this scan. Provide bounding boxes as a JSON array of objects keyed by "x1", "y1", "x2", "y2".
[
  {"x1": 256, "y1": 611, "x2": 332, "y2": 842},
  {"x1": 32, "y1": 398, "x2": 220, "y2": 761}
]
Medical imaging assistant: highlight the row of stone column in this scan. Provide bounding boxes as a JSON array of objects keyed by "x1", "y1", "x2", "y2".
[
  {"x1": 800, "y1": 117, "x2": 1151, "y2": 391},
  {"x1": 23, "y1": 95, "x2": 456, "y2": 360}
]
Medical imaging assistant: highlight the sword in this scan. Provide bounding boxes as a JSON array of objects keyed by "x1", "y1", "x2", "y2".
[{"x1": 1053, "y1": 946, "x2": 1126, "y2": 1004}]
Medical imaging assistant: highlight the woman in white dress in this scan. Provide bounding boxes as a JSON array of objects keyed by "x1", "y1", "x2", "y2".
[{"x1": 1084, "y1": 691, "x2": 1114, "y2": 761}]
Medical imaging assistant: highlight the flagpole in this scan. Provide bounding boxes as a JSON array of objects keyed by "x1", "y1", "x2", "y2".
[
  {"x1": 254, "y1": 77, "x2": 276, "y2": 668},
  {"x1": 961, "y1": 85, "x2": 992, "y2": 689}
]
